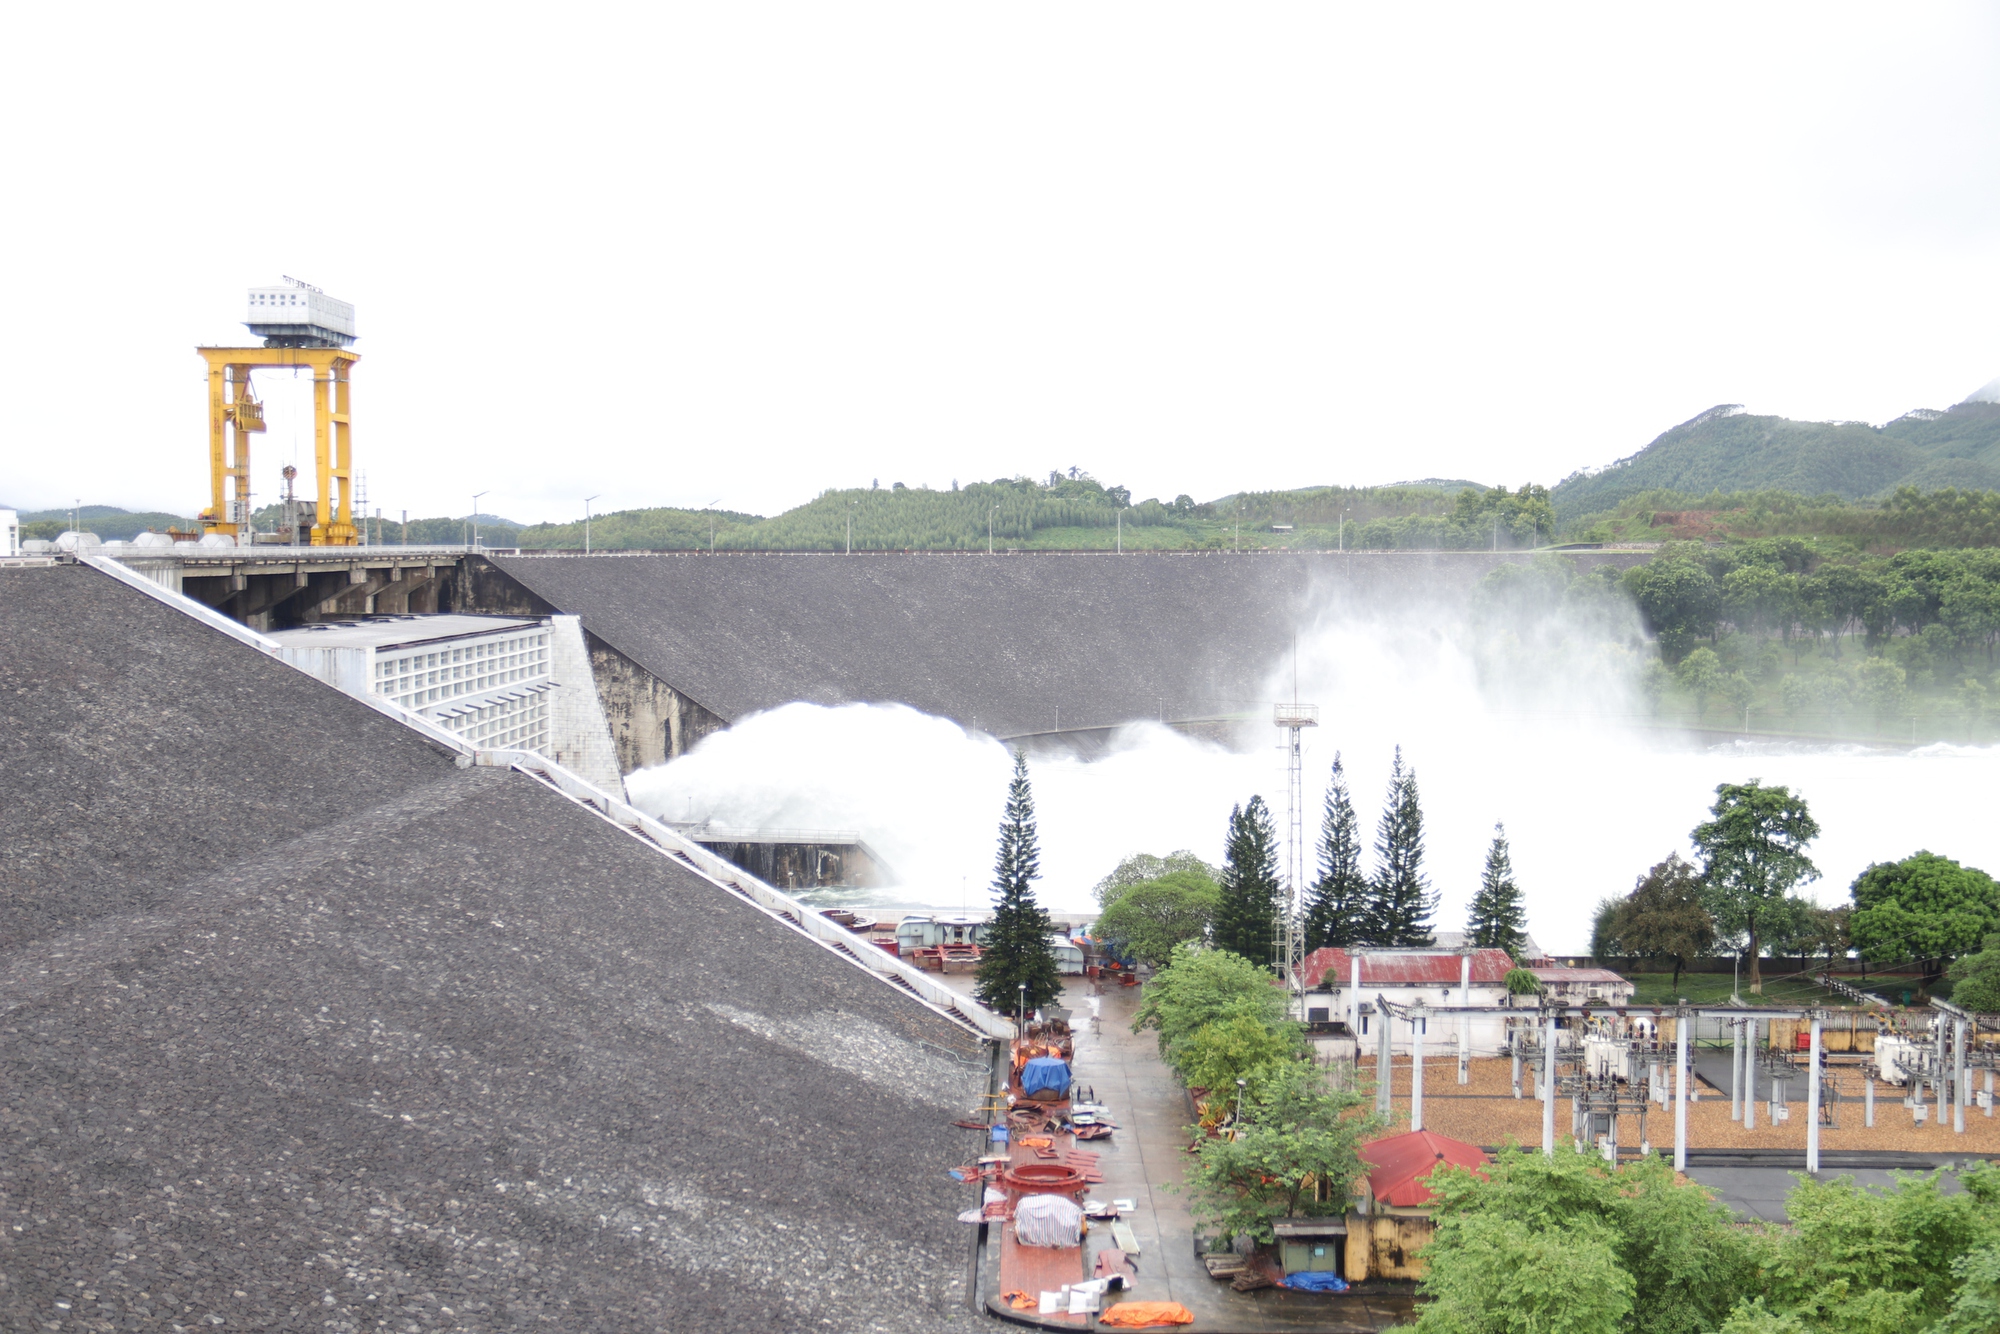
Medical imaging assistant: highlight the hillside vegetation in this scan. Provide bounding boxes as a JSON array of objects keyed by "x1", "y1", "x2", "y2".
[
  {"x1": 1552, "y1": 400, "x2": 2000, "y2": 521},
  {"x1": 515, "y1": 474, "x2": 1558, "y2": 552},
  {"x1": 1604, "y1": 538, "x2": 2000, "y2": 740},
  {"x1": 15, "y1": 505, "x2": 196, "y2": 542},
  {"x1": 1571, "y1": 486, "x2": 2000, "y2": 552}
]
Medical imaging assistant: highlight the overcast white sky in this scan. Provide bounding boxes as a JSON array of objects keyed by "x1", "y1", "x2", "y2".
[{"x1": 4, "y1": 5, "x2": 1999, "y2": 523}]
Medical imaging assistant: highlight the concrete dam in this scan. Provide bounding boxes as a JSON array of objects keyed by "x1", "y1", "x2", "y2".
[{"x1": 455, "y1": 549, "x2": 1649, "y2": 772}]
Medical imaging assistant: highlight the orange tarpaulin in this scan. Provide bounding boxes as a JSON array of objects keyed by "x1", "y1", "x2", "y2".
[{"x1": 1099, "y1": 1302, "x2": 1195, "y2": 1327}]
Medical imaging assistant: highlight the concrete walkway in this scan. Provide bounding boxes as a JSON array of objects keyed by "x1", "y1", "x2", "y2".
[{"x1": 1015, "y1": 980, "x2": 1412, "y2": 1333}]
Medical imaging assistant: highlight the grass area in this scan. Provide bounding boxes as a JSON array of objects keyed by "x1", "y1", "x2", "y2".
[{"x1": 1620, "y1": 965, "x2": 1883, "y2": 1008}]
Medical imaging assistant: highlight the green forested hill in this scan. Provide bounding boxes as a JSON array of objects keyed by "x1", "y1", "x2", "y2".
[
  {"x1": 512, "y1": 476, "x2": 1554, "y2": 552},
  {"x1": 15, "y1": 505, "x2": 197, "y2": 542},
  {"x1": 1552, "y1": 401, "x2": 2000, "y2": 523}
]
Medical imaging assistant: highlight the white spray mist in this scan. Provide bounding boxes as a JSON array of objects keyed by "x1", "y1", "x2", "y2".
[{"x1": 627, "y1": 587, "x2": 2000, "y2": 952}]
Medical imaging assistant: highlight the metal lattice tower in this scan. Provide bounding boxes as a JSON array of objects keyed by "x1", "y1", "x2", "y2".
[{"x1": 1273, "y1": 699, "x2": 1318, "y2": 1000}]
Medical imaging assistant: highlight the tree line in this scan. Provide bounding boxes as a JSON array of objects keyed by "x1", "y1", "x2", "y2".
[
  {"x1": 1591, "y1": 778, "x2": 2000, "y2": 1005},
  {"x1": 1094, "y1": 746, "x2": 1531, "y2": 971},
  {"x1": 1411, "y1": 1140, "x2": 2000, "y2": 1334}
]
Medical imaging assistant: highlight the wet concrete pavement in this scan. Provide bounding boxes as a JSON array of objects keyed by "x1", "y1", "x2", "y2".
[{"x1": 998, "y1": 979, "x2": 1415, "y2": 1333}]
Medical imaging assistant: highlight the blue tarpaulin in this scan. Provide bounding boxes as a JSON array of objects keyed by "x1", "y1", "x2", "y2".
[
  {"x1": 1283, "y1": 1272, "x2": 1349, "y2": 1292},
  {"x1": 1021, "y1": 1057, "x2": 1072, "y2": 1097}
]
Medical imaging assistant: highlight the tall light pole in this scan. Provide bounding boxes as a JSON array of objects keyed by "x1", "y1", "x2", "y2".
[
  {"x1": 583, "y1": 495, "x2": 600, "y2": 555},
  {"x1": 847, "y1": 499, "x2": 857, "y2": 554},
  {"x1": 704, "y1": 499, "x2": 722, "y2": 553},
  {"x1": 1274, "y1": 652, "x2": 1319, "y2": 1005},
  {"x1": 1339, "y1": 508, "x2": 1349, "y2": 552},
  {"x1": 989, "y1": 505, "x2": 998, "y2": 554},
  {"x1": 471, "y1": 491, "x2": 489, "y2": 551}
]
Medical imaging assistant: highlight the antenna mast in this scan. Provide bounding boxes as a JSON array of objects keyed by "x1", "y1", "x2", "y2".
[{"x1": 1273, "y1": 636, "x2": 1318, "y2": 1007}]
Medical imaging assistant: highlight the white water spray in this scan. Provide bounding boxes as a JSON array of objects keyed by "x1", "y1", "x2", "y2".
[{"x1": 627, "y1": 601, "x2": 2000, "y2": 953}]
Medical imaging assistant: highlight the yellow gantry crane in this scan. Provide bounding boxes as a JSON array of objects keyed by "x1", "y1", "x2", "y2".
[{"x1": 198, "y1": 278, "x2": 360, "y2": 545}]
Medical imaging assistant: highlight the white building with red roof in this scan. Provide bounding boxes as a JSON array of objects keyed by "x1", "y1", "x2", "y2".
[
  {"x1": 1292, "y1": 946, "x2": 1524, "y2": 1057},
  {"x1": 1526, "y1": 963, "x2": 1635, "y2": 1006}
]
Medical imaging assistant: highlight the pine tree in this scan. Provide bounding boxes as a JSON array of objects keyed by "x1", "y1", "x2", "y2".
[
  {"x1": 1368, "y1": 747, "x2": 1437, "y2": 946},
  {"x1": 1465, "y1": 822, "x2": 1529, "y2": 958},
  {"x1": 1304, "y1": 754, "x2": 1370, "y2": 950},
  {"x1": 1212, "y1": 796, "x2": 1281, "y2": 965},
  {"x1": 975, "y1": 751, "x2": 1063, "y2": 1015}
]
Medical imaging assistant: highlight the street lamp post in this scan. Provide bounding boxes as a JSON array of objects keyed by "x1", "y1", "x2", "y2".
[
  {"x1": 584, "y1": 495, "x2": 600, "y2": 555},
  {"x1": 471, "y1": 491, "x2": 489, "y2": 551},
  {"x1": 989, "y1": 505, "x2": 998, "y2": 554}
]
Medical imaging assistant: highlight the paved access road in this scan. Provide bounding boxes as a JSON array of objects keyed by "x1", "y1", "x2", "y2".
[{"x1": 1042, "y1": 980, "x2": 1414, "y2": 1333}]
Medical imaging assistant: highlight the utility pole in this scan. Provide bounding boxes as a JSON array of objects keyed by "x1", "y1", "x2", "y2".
[
  {"x1": 472, "y1": 491, "x2": 488, "y2": 551},
  {"x1": 584, "y1": 494, "x2": 600, "y2": 554},
  {"x1": 400, "y1": 507, "x2": 406, "y2": 546},
  {"x1": 1338, "y1": 509, "x2": 1347, "y2": 552},
  {"x1": 989, "y1": 505, "x2": 998, "y2": 554},
  {"x1": 1273, "y1": 644, "x2": 1318, "y2": 1009},
  {"x1": 1116, "y1": 509, "x2": 1122, "y2": 553}
]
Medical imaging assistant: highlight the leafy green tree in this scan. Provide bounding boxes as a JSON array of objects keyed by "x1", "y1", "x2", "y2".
[
  {"x1": 1171, "y1": 1011, "x2": 1304, "y2": 1100},
  {"x1": 1409, "y1": 1213, "x2": 1634, "y2": 1334},
  {"x1": 1368, "y1": 747, "x2": 1436, "y2": 945},
  {"x1": 1416, "y1": 1146, "x2": 1753, "y2": 1334},
  {"x1": 1504, "y1": 967, "x2": 1543, "y2": 997},
  {"x1": 1304, "y1": 753, "x2": 1370, "y2": 950},
  {"x1": 1947, "y1": 933, "x2": 2000, "y2": 1013},
  {"x1": 1935, "y1": 1243, "x2": 2000, "y2": 1334},
  {"x1": 1213, "y1": 797, "x2": 1281, "y2": 964},
  {"x1": 1591, "y1": 896, "x2": 1626, "y2": 961},
  {"x1": 1605, "y1": 854, "x2": 1716, "y2": 994},
  {"x1": 1747, "y1": 1166, "x2": 2000, "y2": 1332},
  {"x1": 1676, "y1": 646, "x2": 1724, "y2": 717},
  {"x1": 1856, "y1": 656, "x2": 1909, "y2": 721},
  {"x1": 1092, "y1": 849, "x2": 1220, "y2": 908},
  {"x1": 974, "y1": 752, "x2": 1063, "y2": 1014},
  {"x1": 1850, "y1": 851, "x2": 2000, "y2": 989},
  {"x1": 1131, "y1": 941, "x2": 1288, "y2": 1061},
  {"x1": 1692, "y1": 780, "x2": 1821, "y2": 993},
  {"x1": 1093, "y1": 872, "x2": 1220, "y2": 969},
  {"x1": 1722, "y1": 669, "x2": 1756, "y2": 724},
  {"x1": 1465, "y1": 823, "x2": 1529, "y2": 958},
  {"x1": 1624, "y1": 557, "x2": 1722, "y2": 661},
  {"x1": 1182, "y1": 1063, "x2": 1379, "y2": 1243}
]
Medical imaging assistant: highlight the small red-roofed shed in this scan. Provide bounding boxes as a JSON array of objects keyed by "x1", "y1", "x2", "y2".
[
  {"x1": 1345, "y1": 1131, "x2": 1490, "y2": 1283},
  {"x1": 1360, "y1": 1129, "x2": 1489, "y2": 1210}
]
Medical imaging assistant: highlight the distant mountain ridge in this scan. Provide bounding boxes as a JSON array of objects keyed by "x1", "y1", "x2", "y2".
[{"x1": 1551, "y1": 397, "x2": 2000, "y2": 522}]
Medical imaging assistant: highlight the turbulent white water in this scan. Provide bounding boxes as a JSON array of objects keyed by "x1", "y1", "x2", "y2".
[{"x1": 626, "y1": 610, "x2": 2000, "y2": 953}]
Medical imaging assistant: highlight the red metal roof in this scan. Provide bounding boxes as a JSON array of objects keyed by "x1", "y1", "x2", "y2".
[
  {"x1": 1360, "y1": 1130, "x2": 1489, "y2": 1208},
  {"x1": 1296, "y1": 947, "x2": 1516, "y2": 990}
]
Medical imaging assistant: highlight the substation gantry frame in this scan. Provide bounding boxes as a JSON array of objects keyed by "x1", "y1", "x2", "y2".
[{"x1": 196, "y1": 344, "x2": 360, "y2": 546}]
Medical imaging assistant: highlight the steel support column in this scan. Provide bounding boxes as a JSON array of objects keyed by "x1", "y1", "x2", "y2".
[
  {"x1": 1542, "y1": 1010, "x2": 1557, "y2": 1158},
  {"x1": 1807, "y1": 1014, "x2": 1822, "y2": 1174},
  {"x1": 1674, "y1": 1011, "x2": 1690, "y2": 1173}
]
